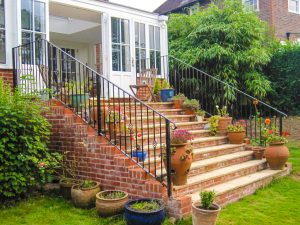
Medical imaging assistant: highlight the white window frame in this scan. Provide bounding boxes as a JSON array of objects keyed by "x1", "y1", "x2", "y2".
[
  {"x1": 0, "y1": 0, "x2": 6, "y2": 65},
  {"x1": 288, "y1": 0, "x2": 300, "y2": 14},
  {"x1": 243, "y1": 0, "x2": 259, "y2": 11},
  {"x1": 135, "y1": 22, "x2": 147, "y2": 74},
  {"x1": 149, "y1": 25, "x2": 161, "y2": 74}
]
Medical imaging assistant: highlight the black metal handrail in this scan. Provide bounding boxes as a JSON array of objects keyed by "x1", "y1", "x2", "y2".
[{"x1": 12, "y1": 39, "x2": 175, "y2": 197}]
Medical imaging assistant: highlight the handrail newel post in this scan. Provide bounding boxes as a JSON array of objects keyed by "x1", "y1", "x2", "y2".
[
  {"x1": 47, "y1": 41, "x2": 52, "y2": 99},
  {"x1": 96, "y1": 76, "x2": 101, "y2": 135},
  {"x1": 165, "y1": 119, "x2": 172, "y2": 197},
  {"x1": 12, "y1": 48, "x2": 17, "y2": 89}
]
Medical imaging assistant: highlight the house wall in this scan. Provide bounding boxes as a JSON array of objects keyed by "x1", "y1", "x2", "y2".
[{"x1": 0, "y1": 69, "x2": 13, "y2": 86}]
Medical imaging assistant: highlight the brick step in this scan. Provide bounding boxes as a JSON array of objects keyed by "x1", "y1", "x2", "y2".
[
  {"x1": 125, "y1": 114, "x2": 195, "y2": 123},
  {"x1": 172, "y1": 159, "x2": 268, "y2": 197},
  {"x1": 191, "y1": 165, "x2": 291, "y2": 206},
  {"x1": 125, "y1": 108, "x2": 185, "y2": 116},
  {"x1": 115, "y1": 102, "x2": 175, "y2": 110}
]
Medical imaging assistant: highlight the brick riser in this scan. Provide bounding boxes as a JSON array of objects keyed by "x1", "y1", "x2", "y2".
[{"x1": 194, "y1": 145, "x2": 246, "y2": 160}]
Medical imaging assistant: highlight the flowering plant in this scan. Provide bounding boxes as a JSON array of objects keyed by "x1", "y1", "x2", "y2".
[
  {"x1": 261, "y1": 118, "x2": 289, "y2": 144},
  {"x1": 216, "y1": 105, "x2": 229, "y2": 117},
  {"x1": 171, "y1": 129, "x2": 194, "y2": 145}
]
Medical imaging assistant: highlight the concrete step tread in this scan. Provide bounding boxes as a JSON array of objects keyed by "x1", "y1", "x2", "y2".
[
  {"x1": 129, "y1": 114, "x2": 195, "y2": 120},
  {"x1": 138, "y1": 130, "x2": 210, "y2": 139},
  {"x1": 193, "y1": 144, "x2": 245, "y2": 155},
  {"x1": 174, "y1": 159, "x2": 267, "y2": 189},
  {"x1": 141, "y1": 121, "x2": 208, "y2": 129},
  {"x1": 191, "y1": 168, "x2": 285, "y2": 202},
  {"x1": 192, "y1": 136, "x2": 227, "y2": 144},
  {"x1": 121, "y1": 102, "x2": 174, "y2": 106}
]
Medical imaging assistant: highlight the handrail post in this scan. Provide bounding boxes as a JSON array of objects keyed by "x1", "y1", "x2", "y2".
[
  {"x1": 96, "y1": 75, "x2": 101, "y2": 135},
  {"x1": 279, "y1": 116, "x2": 283, "y2": 135},
  {"x1": 165, "y1": 119, "x2": 172, "y2": 197},
  {"x1": 12, "y1": 48, "x2": 17, "y2": 89},
  {"x1": 47, "y1": 41, "x2": 52, "y2": 99}
]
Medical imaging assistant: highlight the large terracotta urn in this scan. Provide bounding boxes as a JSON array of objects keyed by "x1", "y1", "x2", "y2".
[
  {"x1": 265, "y1": 142, "x2": 289, "y2": 170},
  {"x1": 217, "y1": 117, "x2": 232, "y2": 135}
]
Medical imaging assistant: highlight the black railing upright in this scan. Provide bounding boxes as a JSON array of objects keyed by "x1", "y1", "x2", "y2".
[{"x1": 12, "y1": 39, "x2": 175, "y2": 197}]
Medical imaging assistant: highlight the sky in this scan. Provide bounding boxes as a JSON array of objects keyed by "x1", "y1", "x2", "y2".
[{"x1": 109, "y1": 0, "x2": 167, "y2": 12}]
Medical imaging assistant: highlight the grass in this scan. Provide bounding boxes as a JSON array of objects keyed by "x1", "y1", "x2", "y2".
[{"x1": 0, "y1": 142, "x2": 299, "y2": 225}]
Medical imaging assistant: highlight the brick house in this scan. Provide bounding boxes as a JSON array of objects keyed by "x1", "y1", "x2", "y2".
[{"x1": 154, "y1": 0, "x2": 300, "y2": 40}]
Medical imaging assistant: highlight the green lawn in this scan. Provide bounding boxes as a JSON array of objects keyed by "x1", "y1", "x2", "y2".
[{"x1": 0, "y1": 142, "x2": 299, "y2": 225}]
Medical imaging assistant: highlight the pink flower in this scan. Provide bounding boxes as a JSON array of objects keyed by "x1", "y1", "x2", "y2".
[{"x1": 39, "y1": 162, "x2": 45, "y2": 168}]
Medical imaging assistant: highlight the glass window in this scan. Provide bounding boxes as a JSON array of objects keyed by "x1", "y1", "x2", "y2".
[
  {"x1": 0, "y1": 0, "x2": 5, "y2": 64},
  {"x1": 111, "y1": 17, "x2": 131, "y2": 72},
  {"x1": 243, "y1": 0, "x2": 259, "y2": 11},
  {"x1": 149, "y1": 25, "x2": 161, "y2": 74},
  {"x1": 289, "y1": 0, "x2": 300, "y2": 13},
  {"x1": 135, "y1": 22, "x2": 146, "y2": 73}
]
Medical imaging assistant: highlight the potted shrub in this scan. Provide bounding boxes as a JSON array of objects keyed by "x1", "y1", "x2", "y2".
[
  {"x1": 105, "y1": 111, "x2": 123, "y2": 140},
  {"x1": 96, "y1": 190, "x2": 129, "y2": 217},
  {"x1": 172, "y1": 93, "x2": 187, "y2": 109},
  {"x1": 183, "y1": 99, "x2": 200, "y2": 115},
  {"x1": 227, "y1": 124, "x2": 246, "y2": 144},
  {"x1": 71, "y1": 180, "x2": 101, "y2": 209},
  {"x1": 159, "y1": 80, "x2": 174, "y2": 102},
  {"x1": 125, "y1": 198, "x2": 165, "y2": 225},
  {"x1": 65, "y1": 81, "x2": 90, "y2": 108},
  {"x1": 192, "y1": 191, "x2": 221, "y2": 225},
  {"x1": 263, "y1": 127, "x2": 289, "y2": 170},
  {"x1": 251, "y1": 139, "x2": 265, "y2": 160},
  {"x1": 216, "y1": 105, "x2": 232, "y2": 135},
  {"x1": 196, "y1": 109, "x2": 206, "y2": 122},
  {"x1": 208, "y1": 115, "x2": 221, "y2": 136},
  {"x1": 164, "y1": 129, "x2": 194, "y2": 186},
  {"x1": 153, "y1": 78, "x2": 164, "y2": 101}
]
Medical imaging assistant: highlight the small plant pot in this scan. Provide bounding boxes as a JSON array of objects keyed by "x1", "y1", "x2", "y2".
[
  {"x1": 125, "y1": 198, "x2": 166, "y2": 225},
  {"x1": 192, "y1": 201, "x2": 221, "y2": 225},
  {"x1": 160, "y1": 89, "x2": 175, "y2": 102},
  {"x1": 71, "y1": 182, "x2": 101, "y2": 209},
  {"x1": 185, "y1": 108, "x2": 196, "y2": 116},
  {"x1": 96, "y1": 190, "x2": 129, "y2": 217},
  {"x1": 227, "y1": 131, "x2": 246, "y2": 144},
  {"x1": 59, "y1": 178, "x2": 82, "y2": 200},
  {"x1": 173, "y1": 98, "x2": 185, "y2": 109},
  {"x1": 252, "y1": 146, "x2": 265, "y2": 160},
  {"x1": 217, "y1": 117, "x2": 232, "y2": 135},
  {"x1": 196, "y1": 115, "x2": 204, "y2": 122},
  {"x1": 265, "y1": 142, "x2": 289, "y2": 170},
  {"x1": 132, "y1": 151, "x2": 148, "y2": 162},
  {"x1": 70, "y1": 93, "x2": 89, "y2": 108}
]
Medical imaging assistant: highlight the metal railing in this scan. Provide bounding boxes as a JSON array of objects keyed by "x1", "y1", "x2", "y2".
[{"x1": 12, "y1": 39, "x2": 175, "y2": 197}]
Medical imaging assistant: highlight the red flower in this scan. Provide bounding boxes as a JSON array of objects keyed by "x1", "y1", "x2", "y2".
[
  {"x1": 137, "y1": 133, "x2": 142, "y2": 138},
  {"x1": 282, "y1": 131, "x2": 290, "y2": 137},
  {"x1": 131, "y1": 136, "x2": 136, "y2": 141},
  {"x1": 268, "y1": 130, "x2": 274, "y2": 134},
  {"x1": 253, "y1": 100, "x2": 259, "y2": 105},
  {"x1": 39, "y1": 162, "x2": 45, "y2": 168}
]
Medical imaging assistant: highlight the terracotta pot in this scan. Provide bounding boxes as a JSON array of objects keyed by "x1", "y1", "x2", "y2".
[
  {"x1": 90, "y1": 106, "x2": 109, "y2": 130},
  {"x1": 71, "y1": 182, "x2": 101, "y2": 209},
  {"x1": 166, "y1": 143, "x2": 193, "y2": 186},
  {"x1": 217, "y1": 117, "x2": 232, "y2": 135},
  {"x1": 252, "y1": 146, "x2": 265, "y2": 160},
  {"x1": 59, "y1": 178, "x2": 82, "y2": 199},
  {"x1": 96, "y1": 190, "x2": 129, "y2": 217},
  {"x1": 173, "y1": 99, "x2": 185, "y2": 109},
  {"x1": 227, "y1": 131, "x2": 245, "y2": 144},
  {"x1": 265, "y1": 142, "x2": 289, "y2": 170},
  {"x1": 192, "y1": 202, "x2": 221, "y2": 225},
  {"x1": 185, "y1": 108, "x2": 196, "y2": 116}
]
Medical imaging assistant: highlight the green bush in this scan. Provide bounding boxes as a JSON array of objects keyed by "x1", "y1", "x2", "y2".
[
  {"x1": 0, "y1": 78, "x2": 61, "y2": 203},
  {"x1": 264, "y1": 43, "x2": 300, "y2": 115}
]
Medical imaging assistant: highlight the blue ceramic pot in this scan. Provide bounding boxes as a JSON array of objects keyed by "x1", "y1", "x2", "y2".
[
  {"x1": 125, "y1": 198, "x2": 165, "y2": 225},
  {"x1": 160, "y1": 89, "x2": 175, "y2": 102},
  {"x1": 132, "y1": 151, "x2": 147, "y2": 162},
  {"x1": 70, "y1": 93, "x2": 89, "y2": 108}
]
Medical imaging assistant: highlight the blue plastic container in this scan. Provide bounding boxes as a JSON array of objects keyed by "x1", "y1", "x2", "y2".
[
  {"x1": 132, "y1": 151, "x2": 147, "y2": 162},
  {"x1": 125, "y1": 198, "x2": 166, "y2": 225},
  {"x1": 160, "y1": 89, "x2": 175, "y2": 102}
]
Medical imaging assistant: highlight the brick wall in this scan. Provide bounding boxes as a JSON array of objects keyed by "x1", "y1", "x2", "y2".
[
  {"x1": 0, "y1": 69, "x2": 13, "y2": 86},
  {"x1": 259, "y1": 0, "x2": 300, "y2": 40}
]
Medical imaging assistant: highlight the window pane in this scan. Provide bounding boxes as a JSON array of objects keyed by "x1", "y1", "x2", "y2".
[
  {"x1": 149, "y1": 26, "x2": 154, "y2": 49},
  {"x1": 111, "y1": 18, "x2": 120, "y2": 43},
  {"x1": 34, "y1": 1, "x2": 45, "y2": 32},
  {"x1": 156, "y1": 51, "x2": 161, "y2": 74},
  {"x1": 121, "y1": 19, "x2": 130, "y2": 44},
  {"x1": 35, "y1": 33, "x2": 46, "y2": 64},
  {"x1": 289, "y1": 0, "x2": 298, "y2": 12},
  {"x1": 122, "y1": 45, "x2": 131, "y2": 72},
  {"x1": 22, "y1": 31, "x2": 33, "y2": 44},
  {"x1": 0, "y1": 30, "x2": 5, "y2": 64},
  {"x1": 155, "y1": 27, "x2": 160, "y2": 50},
  {"x1": 135, "y1": 22, "x2": 139, "y2": 46},
  {"x1": 22, "y1": 0, "x2": 33, "y2": 30},
  {"x1": 112, "y1": 44, "x2": 121, "y2": 71},
  {"x1": 141, "y1": 49, "x2": 146, "y2": 71},
  {"x1": 150, "y1": 50, "x2": 155, "y2": 68},
  {"x1": 0, "y1": 0, "x2": 4, "y2": 29},
  {"x1": 140, "y1": 24, "x2": 146, "y2": 48},
  {"x1": 22, "y1": 32, "x2": 33, "y2": 64}
]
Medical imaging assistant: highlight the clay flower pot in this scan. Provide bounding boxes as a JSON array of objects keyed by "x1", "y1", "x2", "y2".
[
  {"x1": 173, "y1": 98, "x2": 185, "y2": 109},
  {"x1": 192, "y1": 201, "x2": 221, "y2": 225},
  {"x1": 71, "y1": 182, "x2": 101, "y2": 209},
  {"x1": 265, "y1": 142, "x2": 289, "y2": 170},
  {"x1": 59, "y1": 178, "x2": 82, "y2": 199},
  {"x1": 227, "y1": 131, "x2": 246, "y2": 144},
  {"x1": 217, "y1": 117, "x2": 232, "y2": 135},
  {"x1": 185, "y1": 108, "x2": 196, "y2": 116},
  {"x1": 96, "y1": 190, "x2": 129, "y2": 217},
  {"x1": 252, "y1": 146, "x2": 265, "y2": 160},
  {"x1": 166, "y1": 143, "x2": 193, "y2": 186}
]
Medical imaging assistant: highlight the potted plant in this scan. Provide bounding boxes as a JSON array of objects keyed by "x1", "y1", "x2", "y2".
[
  {"x1": 105, "y1": 111, "x2": 123, "y2": 140},
  {"x1": 192, "y1": 191, "x2": 221, "y2": 225},
  {"x1": 132, "y1": 144, "x2": 147, "y2": 162},
  {"x1": 251, "y1": 138, "x2": 265, "y2": 160},
  {"x1": 227, "y1": 124, "x2": 246, "y2": 144},
  {"x1": 183, "y1": 99, "x2": 200, "y2": 115},
  {"x1": 125, "y1": 198, "x2": 165, "y2": 225},
  {"x1": 172, "y1": 93, "x2": 187, "y2": 109},
  {"x1": 159, "y1": 79, "x2": 175, "y2": 102},
  {"x1": 164, "y1": 129, "x2": 194, "y2": 186},
  {"x1": 263, "y1": 126, "x2": 289, "y2": 170},
  {"x1": 65, "y1": 81, "x2": 90, "y2": 108},
  {"x1": 211, "y1": 105, "x2": 232, "y2": 135},
  {"x1": 71, "y1": 180, "x2": 101, "y2": 209},
  {"x1": 196, "y1": 109, "x2": 206, "y2": 122},
  {"x1": 153, "y1": 78, "x2": 164, "y2": 101},
  {"x1": 96, "y1": 190, "x2": 129, "y2": 217}
]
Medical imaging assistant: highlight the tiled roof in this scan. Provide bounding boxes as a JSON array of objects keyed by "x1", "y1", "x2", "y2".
[{"x1": 154, "y1": 0, "x2": 198, "y2": 14}]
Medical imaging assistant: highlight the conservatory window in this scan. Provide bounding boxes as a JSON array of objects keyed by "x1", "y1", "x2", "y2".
[
  {"x1": 135, "y1": 22, "x2": 146, "y2": 73},
  {"x1": 0, "y1": 0, "x2": 6, "y2": 64},
  {"x1": 289, "y1": 0, "x2": 300, "y2": 13},
  {"x1": 243, "y1": 0, "x2": 259, "y2": 11},
  {"x1": 149, "y1": 25, "x2": 161, "y2": 74}
]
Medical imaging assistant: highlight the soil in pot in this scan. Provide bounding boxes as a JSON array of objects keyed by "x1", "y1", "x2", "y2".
[
  {"x1": 96, "y1": 190, "x2": 128, "y2": 217},
  {"x1": 125, "y1": 198, "x2": 165, "y2": 225},
  {"x1": 71, "y1": 181, "x2": 100, "y2": 209},
  {"x1": 227, "y1": 131, "x2": 246, "y2": 144},
  {"x1": 252, "y1": 146, "x2": 265, "y2": 160},
  {"x1": 217, "y1": 117, "x2": 232, "y2": 135},
  {"x1": 265, "y1": 142, "x2": 289, "y2": 170},
  {"x1": 192, "y1": 202, "x2": 221, "y2": 225},
  {"x1": 59, "y1": 178, "x2": 82, "y2": 199}
]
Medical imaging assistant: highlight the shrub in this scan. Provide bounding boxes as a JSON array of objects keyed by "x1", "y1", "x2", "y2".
[
  {"x1": 0, "y1": 78, "x2": 61, "y2": 203},
  {"x1": 227, "y1": 124, "x2": 245, "y2": 132},
  {"x1": 200, "y1": 191, "x2": 216, "y2": 209},
  {"x1": 183, "y1": 99, "x2": 200, "y2": 111}
]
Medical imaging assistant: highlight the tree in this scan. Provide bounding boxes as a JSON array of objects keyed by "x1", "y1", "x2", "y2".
[{"x1": 168, "y1": 0, "x2": 274, "y2": 101}]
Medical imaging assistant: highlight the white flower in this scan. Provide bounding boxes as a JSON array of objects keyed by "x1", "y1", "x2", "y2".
[{"x1": 216, "y1": 105, "x2": 219, "y2": 109}]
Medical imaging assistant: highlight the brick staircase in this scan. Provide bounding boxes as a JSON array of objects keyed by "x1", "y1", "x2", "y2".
[{"x1": 46, "y1": 98, "x2": 291, "y2": 219}]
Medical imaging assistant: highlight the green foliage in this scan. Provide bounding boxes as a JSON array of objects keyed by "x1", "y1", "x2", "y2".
[
  {"x1": 80, "y1": 180, "x2": 97, "y2": 189},
  {"x1": 200, "y1": 191, "x2": 216, "y2": 210},
  {"x1": 183, "y1": 99, "x2": 200, "y2": 111},
  {"x1": 196, "y1": 109, "x2": 206, "y2": 116},
  {"x1": 216, "y1": 105, "x2": 229, "y2": 117},
  {"x1": 168, "y1": 0, "x2": 274, "y2": 101},
  {"x1": 172, "y1": 93, "x2": 187, "y2": 100},
  {"x1": 153, "y1": 79, "x2": 170, "y2": 95},
  {"x1": 0, "y1": 78, "x2": 61, "y2": 203},
  {"x1": 264, "y1": 42, "x2": 300, "y2": 115},
  {"x1": 209, "y1": 115, "x2": 221, "y2": 135},
  {"x1": 130, "y1": 200, "x2": 161, "y2": 212},
  {"x1": 100, "y1": 191, "x2": 126, "y2": 200},
  {"x1": 227, "y1": 124, "x2": 245, "y2": 132}
]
